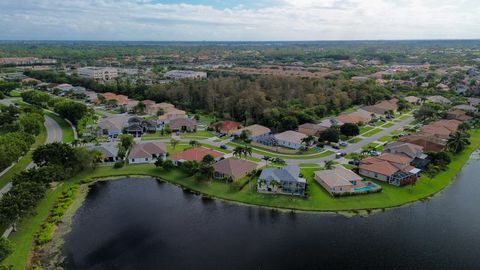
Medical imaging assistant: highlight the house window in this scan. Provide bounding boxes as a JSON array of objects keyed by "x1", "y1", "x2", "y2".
[{"x1": 132, "y1": 159, "x2": 135, "y2": 162}]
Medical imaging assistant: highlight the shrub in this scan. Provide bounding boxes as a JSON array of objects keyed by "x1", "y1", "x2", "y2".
[{"x1": 114, "y1": 161, "x2": 124, "y2": 168}]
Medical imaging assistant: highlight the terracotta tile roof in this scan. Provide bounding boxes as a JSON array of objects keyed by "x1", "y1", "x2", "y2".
[
  {"x1": 420, "y1": 119, "x2": 459, "y2": 137},
  {"x1": 212, "y1": 121, "x2": 242, "y2": 133},
  {"x1": 171, "y1": 147, "x2": 223, "y2": 162},
  {"x1": 169, "y1": 117, "x2": 197, "y2": 130},
  {"x1": 213, "y1": 158, "x2": 257, "y2": 179},
  {"x1": 360, "y1": 157, "x2": 399, "y2": 176},
  {"x1": 398, "y1": 134, "x2": 446, "y2": 152}
]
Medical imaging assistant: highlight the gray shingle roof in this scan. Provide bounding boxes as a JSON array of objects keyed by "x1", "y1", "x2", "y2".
[{"x1": 259, "y1": 166, "x2": 305, "y2": 184}]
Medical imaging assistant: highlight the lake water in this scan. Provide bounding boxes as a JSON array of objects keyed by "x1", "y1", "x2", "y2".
[{"x1": 62, "y1": 160, "x2": 480, "y2": 269}]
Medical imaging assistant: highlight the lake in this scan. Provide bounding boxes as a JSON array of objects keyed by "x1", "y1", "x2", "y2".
[{"x1": 62, "y1": 160, "x2": 480, "y2": 269}]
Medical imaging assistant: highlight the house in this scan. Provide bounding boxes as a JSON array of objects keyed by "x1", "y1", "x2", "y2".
[
  {"x1": 126, "y1": 117, "x2": 157, "y2": 137},
  {"x1": 383, "y1": 141, "x2": 430, "y2": 169},
  {"x1": 127, "y1": 141, "x2": 167, "y2": 164},
  {"x1": 274, "y1": 131, "x2": 307, "y2": 149},
  {"x1": 126, "y1": 100, "x2": 139, "y2": 112},
  {"x1": 257, "y1": 166, "x2": 306, "y2": 196},
  {"x1": 455, "y1": 84, "x2": 468, "y2": 95},
  {"x1": 436, "y1": 83, "x2": 450, "y2": 92},
  {"x1": 97, "y1": 115, "x2": 130, "y2": 137},
  {"x1": 213, "y1": 158, "x2": 257, "y2": 181},
  {"x1": 89, "y1": 143, "x2": 119, "y2": 163},
  {"x1": 419, "y1": 119, "x2": 460, "y2": 139},
  {"x1": 426, "y1": 95, "x2": 451, "y2": 104},
  {"x1": 404, "y1": 96, "x2": 420, "y2": 104},
  {"x1": 362, "y1": 99, "x2": 398, "y2": 116},
  {"x1": 467, "y1": 97, "x2": 480, "y2": 107},
  {"x1": 447, "y1": 110, "x2": 473, "y2": 121},
  {"x1": 383, "y1": 141, "x2": 424, "y2": 159},
  {"x1": 297, "y1": 123, "x2": 327, "y2": 137},
  {"x1": 452, "y1": 104, "x2": 478, "y2": 112},
  {"x1": 171, "y1": 147, "x2": 223, "y2": 166},
  {"x1": 169, "y1": 117, "x2": 197, "y2": 132},
  {"x1": 158, "y1": 108, "x2": 188, "y2": 121},
  {"x1": 399, "y1": 134, "x2": 446, "y2": 152},
  {"x1": 359, "y1": 153, "x2": 419, "y2": 186},
  {"x1": 335, "y1": 113, "x2": 370, "y2": 125},
  {"x1": 211, "y1": 121, "x2": 242, "y2": 134},
  {"x1": 233, "y1": 124, "x2": 272, "y2": 143},
  {"x1": 115, "y1": 95, "x2": 129, "y2": 106},
  {"x1": 314, "y1": 166, "x2": 379, "y2": 196},
  {"x1": 85, "y1": 91, "x2": 99, "y2": 103}
]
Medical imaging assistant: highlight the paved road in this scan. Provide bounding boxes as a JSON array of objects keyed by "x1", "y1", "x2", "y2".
[{"x1": 285, "y1": 115, "x2": 414, "y2": 165}]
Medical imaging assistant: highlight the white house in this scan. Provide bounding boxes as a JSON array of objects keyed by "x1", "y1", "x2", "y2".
[
  {"x1": 78, "y1": 67, "x2": 118, "y2": 81},
  {"x1": 274, "y1": 130, "x2": 307, "y2": 149},
  {"x1": 127, "y1": 141, "x2": 167, "y2": 164}
]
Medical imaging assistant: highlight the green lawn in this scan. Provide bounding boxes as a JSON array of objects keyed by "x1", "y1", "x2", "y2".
[
  {"x1": 399, "y1": 115, "x2": 411, "y2": 120},
  {"x1": 391, "y1": 130, "x2": 402, "y2": 136},
  {"x1": 180, "y1": 130, "x2": 215, "y2": 139},
  {"x1": 382, "y1": 122, "x2": 395, "y2": 128},
  {"x1": 362, "y1": 142, "x2": 380, "y2": 150},
  {"x1": 299, "y1": 163, "x2": 321, "y2": 168},
  {"x1": 6, "y1": 130, "x2": 480, "y2": 269},
  {"x1": 362, "y1": 128, "x2": 382, "y2": 137},
  {"x1": 359, "y1": 126, "x2": 373, "y2": 134},
  {"x1": 44, "y1": 111, "x2": 75, "y2": 143},
  {"x1": 378, "y1": 135, "x2": 393, "y2": 142},
  {"x1": 348, "y1": 137, "x2": 362, "y2": 144},
  {"x1": 9, "y1": 90, "x2": 21, "y2": 97}
]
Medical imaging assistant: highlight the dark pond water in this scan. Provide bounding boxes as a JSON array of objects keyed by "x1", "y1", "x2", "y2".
[{"x1": 62, "y1": 159, "x2": 480, "y2": 270}]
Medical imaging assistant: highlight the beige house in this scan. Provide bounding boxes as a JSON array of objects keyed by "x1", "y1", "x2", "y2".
[
  {"x1": 314, "y1": 166, "x2": 365, "y2": 195},
  {"x1": 213, "y1": 158, "x2": 258, "y2": 181}
]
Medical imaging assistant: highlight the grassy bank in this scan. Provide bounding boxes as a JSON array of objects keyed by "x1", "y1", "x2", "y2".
[{"x1": 5, "y1": 130, "x2": 480, "y2": 269}]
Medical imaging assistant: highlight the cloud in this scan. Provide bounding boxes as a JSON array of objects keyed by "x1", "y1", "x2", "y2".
[{"x1": 0, "y1": 0, "x2": 479, "y2": 40}]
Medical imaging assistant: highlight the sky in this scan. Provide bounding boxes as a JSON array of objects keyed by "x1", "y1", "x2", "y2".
[{"x1": 0, "y1": 0, "x2": 479, "y2": 41}]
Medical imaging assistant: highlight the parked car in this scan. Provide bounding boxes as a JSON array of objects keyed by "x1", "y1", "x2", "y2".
[
  {"x1": 220, "y1": 144, "x2": 228, "y2": 150},
  {"x1": 339, "y1": 142, "x2": 348, "y2": 147},
  {"x1": 336, "y1": 152, "x2": 347, "y2": 158},
  {"x1": 370, "y1": 150, "x2": 380, "y2": 156}
]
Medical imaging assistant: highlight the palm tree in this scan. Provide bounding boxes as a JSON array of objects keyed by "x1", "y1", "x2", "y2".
[
  {"x1": 446, "y1": 131, "x2": 470, "y2": 153},
  {"x1": 420, "y1": 96, "x2": 427, "y2": 104},
  {"x1": 301, "y1": 135, "x2": 315, "y2": 146},
  {"x1": 233, "y1": 146, "x2": 244, "y2": 157},
  {"x1": 324, "y1": 160, "x2": 335, "y2": 170},
  {"x1": 458, "y1": 122, "x2": 471, "y2": 132},
  {"x1": 71, "y1": 139, "x2": 80, "y2": 147},
  {"x1": 170, "y1": 139, "x2": 179, "y2": 150},
  {"x1": 243, "y1": 146, "x2": 252, "y2": 157},
  {"x1": 262, "y1": 155, "x2": 271, "y2": 166}
]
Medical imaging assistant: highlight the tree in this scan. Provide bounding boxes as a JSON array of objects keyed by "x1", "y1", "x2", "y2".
[
  {"x1": 54, "y1": 100, "x2": 88, "y2": 125},
  {"x1": 32, "y1": 142, "x2": 77, "y2": 169},
  {"x1": 340, "y1": 123, "x2": 360, "y2": 137},
  {"x1": 301, "y1": 135, "x2": 315, "y2": 146},
  {"x1": 181, "y1": 160, "x2": 199, "y2": 176},
  {"x1": 73, "y1": 147, "x2": 99, "y2": 171},
  {"x1": 20, "y1": 90, "x2": 50, "y2": 107},
  {"x1": 198, "y1": 162, "x2": 214, "y2": 180},
  {"x1": 239, "y1": 130, "x2": 251, "y2": 142},
  {"x1": 133, "y1": 101, "x2": 147, "y2": 114},
  {"x1": 119, "y1": 134, "x2": 134, "y2": 150},
  {"x1": 233, "y1": 146, "x2": 244, "y2": 157},
  {"x1": 319, "y1": 127, "x2": 340, "y2": 143},
  {"x1": 162, "y1": 160, "x2": 174, "y2": 171},
  {"x1": 424, "y1": 164, "x2": 440, "y2": 183},
  {"x1": 324, "y1": 160, "x2": 335, "y2": 170},
  {"x1": 18, "y1": 113, "x2": 43, "y2": 136},
  {"x1": 154, "y1": 156, "x2": 164, "y2": 167},
  {"x1": 262, "y1": 156, "x2": 270, "y2": 166},
  {"x1": 189, "y1": 140, "x2": 200, "y2": 148},
  {"x1": 170, "y1": 139, "x2": 179, "y2": 150},
  {"x1": 458, "y1": 122, "x2": 471, "y2": 131},
  {"x1": 156, "y1": 108, "x2": 165, "y2": 116},
  {"x1": 446, "y1": 131, "x2": 470, "y2": 153},
  {"x1": 201, "y1": 154, "x2": 215, "y2": 166},
  {"x1": 0, "y1": 237, "x2": 13, "y2": 262}
]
